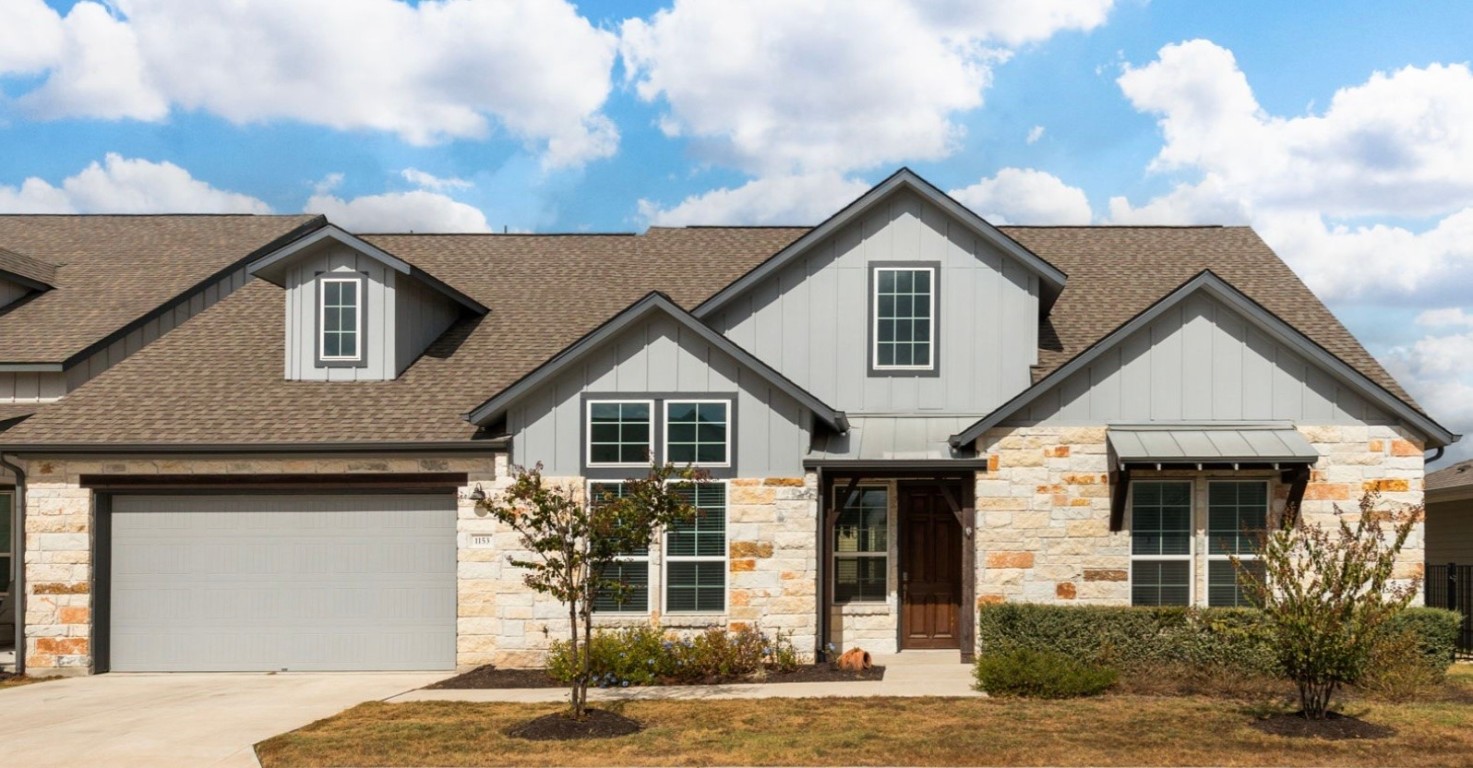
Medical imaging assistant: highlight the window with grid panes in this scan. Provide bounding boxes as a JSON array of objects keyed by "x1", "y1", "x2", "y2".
[
  {"x1": 1130, "y1": 481, "x2": 1193, "y2": 606},
  {"x1": 873, "y1": 266, "x2": 935, "y2": 370},
  {"x1": 665, "y1": 482, "x2": 726, "y2": 612},
  {"x1": 588, "y1": 483, "x2": 649, "y2": 613},
  {"x1": 1206, "y1": 481, "x2": 1268, "y2": 607},
  {"x1": 834, "y1": 487, "x2": 887, "y2": 603}
]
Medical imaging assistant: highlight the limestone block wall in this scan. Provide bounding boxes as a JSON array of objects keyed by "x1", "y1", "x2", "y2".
[
  {"x1": 460, "y1": 474, "x2": 820, "y2": 670},
  {"x1": 975, "y1": 424, "x2": 1426, "y2": 610},
  {"x1": 20, "y1": 454, "x2": 499, "y2": 676}
]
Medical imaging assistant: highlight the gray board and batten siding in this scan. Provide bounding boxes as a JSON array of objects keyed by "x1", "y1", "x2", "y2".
[
  {"x1": 706, "y1": 187, "x2": 1041, "y2": 416},
  {"x1": 508, "y1": 311, "x2": 811, "y2": 478},
  {"x1": 1007, "y1": 291, "x2": 1392, "y2": 426},
  {"x1": 106, "y1": 493, "x2": 457, "y2": 673},
  {"x1": 283, "y1": 241, "x2": 459, "y2": 381}
]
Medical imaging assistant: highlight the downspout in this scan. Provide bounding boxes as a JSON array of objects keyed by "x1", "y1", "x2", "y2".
[
  {"x1": 0, "y1": 454, "x2": 24, "y2": 677},
  {"x1": 1426, "y1": 446, "x2": 1445, "y2": 465}
]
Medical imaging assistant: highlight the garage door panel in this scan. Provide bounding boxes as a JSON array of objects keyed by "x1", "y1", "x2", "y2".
[{"x1": 109, "y1": 494, "x2": 456, "y2": 672}]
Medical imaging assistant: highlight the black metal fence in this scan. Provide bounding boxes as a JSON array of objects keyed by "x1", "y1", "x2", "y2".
[{"x1": 1426, "y1": 563, "x2": 1473, "y2": 657}]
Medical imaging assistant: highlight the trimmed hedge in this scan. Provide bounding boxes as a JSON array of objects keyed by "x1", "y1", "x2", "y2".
[
  {"x1": 976, "y1": 603, "x2": 1460, "y2": 679},
  {"x1": 974, "y1": 648, "x2": 1117, "y2": 698}
]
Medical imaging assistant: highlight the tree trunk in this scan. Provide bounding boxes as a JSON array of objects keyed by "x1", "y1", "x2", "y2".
[
  {"x1": 569, "y1": 598, "x2": 586, "y2": 719},
  {"x1": 1298, "y1": 679, "x2": 1335, "y2": 719}
]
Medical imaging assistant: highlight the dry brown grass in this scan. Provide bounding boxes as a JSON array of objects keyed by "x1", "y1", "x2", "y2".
[
  {"x1": 0, "y1": 674, "x2": 56, "y2": 689},
  {"x1": 256, "y1": 667, "x2": 1473, "y2": 768}
]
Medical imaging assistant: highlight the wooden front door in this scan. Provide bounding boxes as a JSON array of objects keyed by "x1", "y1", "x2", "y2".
[{"x1": 900, "y1": 485, "x2": 962, "y2": 649}]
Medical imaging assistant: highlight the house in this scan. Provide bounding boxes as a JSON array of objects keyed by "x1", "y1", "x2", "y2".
[
  {"x1": 0, "y1": 169, "x2": 1455, "y2": 676},
  {"x1": 1427, "y1": 459, "x2": 1473, "y2": 566}
]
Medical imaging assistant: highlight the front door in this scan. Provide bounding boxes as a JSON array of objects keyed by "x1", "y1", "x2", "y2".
[{"x1": 900, "y1": 484, "x2": 962, "y2": 649}]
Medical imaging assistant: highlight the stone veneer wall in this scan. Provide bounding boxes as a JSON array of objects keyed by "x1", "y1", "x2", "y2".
[
  {"x1": 461, "y1": 474, "x2": 819, "y2": 669},
  {"x1": 975, "y1": 425, "x2": 1426, "y2": 611},
  {"x1": 20, "y1": 454, "x2": 498, "y2": 675}
]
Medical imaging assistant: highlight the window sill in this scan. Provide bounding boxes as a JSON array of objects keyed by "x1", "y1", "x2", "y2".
[
  {"x1": 660, "y1": 613, "x2": 729, "y2": 628},
  {"x1": 835, "y1": 601, "x2": 892, "y2": 616}
]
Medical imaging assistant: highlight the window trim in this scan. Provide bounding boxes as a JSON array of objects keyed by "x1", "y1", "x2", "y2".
[
  {"x1": 1128, "y1": 479, "x2": 1196, "y2": 607},
  {"x1": 0, "y1": 490, "x2": 10, "y2": 597},
  {"x1": 1205, "y1": 479, "x2": 1270, "y2": 608},
  {"x1": 868, "y1": 261, "x2": 940, "y2": 377},
  {"x1": 662, "y1": 479, "x2": 729, "y2": 616},
  {"x1": 584, "y1": 399, "x2": 657, "y2": 470},
  {"x1": 663, "y1": 399, "x2": 732, "y2": 469},
  {"x1": 315, "y1": 273, "x2": 368, "y2": 368},
  {"x1": 831, "y1": 483, "x2": 889, "y2": 605},
  {"x1": 587, "y1": 482, "x2": 653, "y2": 615}
]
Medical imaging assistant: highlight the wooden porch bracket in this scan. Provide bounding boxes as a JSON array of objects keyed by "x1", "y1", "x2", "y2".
[
  {"x1": 1281, "y1": 464, "x2": 1312, "y2": 524},
  {"x1": 1109, "y1": 465, "x2": 1131, "y2": 532}
]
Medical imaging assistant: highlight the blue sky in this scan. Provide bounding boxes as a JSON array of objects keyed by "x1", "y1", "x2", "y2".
[{"x1": 3, "y1": 0, "x2": 1472, "y2": 461}]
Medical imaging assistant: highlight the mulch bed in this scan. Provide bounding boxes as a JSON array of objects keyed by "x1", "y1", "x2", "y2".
[
  {"x1": 506, "y1": 708, "x2": 643, "y2": 741},
  {"x1": 1248, "y1": 711, "x2": 1396, "y2": 740},
  {"x1": 429, "y1": 663, "x2": 886, "y2": 690}
]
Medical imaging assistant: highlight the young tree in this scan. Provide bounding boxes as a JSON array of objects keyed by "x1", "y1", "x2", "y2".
[
  {"x1": 1237, "y1": 493, "x2": 1423, "y2": 719},
  {"x1": 478, "y1": 462, "x2": 702, "y2": 719}
]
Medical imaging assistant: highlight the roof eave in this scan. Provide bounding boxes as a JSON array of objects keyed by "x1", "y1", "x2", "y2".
[
  {"x1": 465, "y1": 291, "x2": 846, "y2": 431},
  {"x1": 950, "y1": 270, "x2": 1460, "y2": 450}
]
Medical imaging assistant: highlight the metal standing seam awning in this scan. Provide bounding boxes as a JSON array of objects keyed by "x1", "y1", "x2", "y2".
[
  {"x1": 805, "y1": 416, "x2": 986, "y2": 469},
  {"x1": 1106, "y1": 423, "x2": 1322, "y2": 530}
]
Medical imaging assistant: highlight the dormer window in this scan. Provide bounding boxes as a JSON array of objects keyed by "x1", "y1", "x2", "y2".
[
  {"x1": 318, "y1": 275, "x2": 365, "y2": 366},
  {"x1": 870, "y1": 263, "x2": 937, "y2": 374}
]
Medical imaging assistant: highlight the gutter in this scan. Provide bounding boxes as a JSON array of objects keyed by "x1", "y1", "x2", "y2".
[
  {"x1": 0, "y1": 454, "x2": 24, "y2": 676},
  {"x1": 1, "y1": 439, "x2": 508, "y2": 456}
]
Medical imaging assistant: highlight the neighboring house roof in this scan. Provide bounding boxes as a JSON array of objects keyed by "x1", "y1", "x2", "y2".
[
  {"x1": 950, "y1": 270, "x2": 1457, "y2": 449},
  {"x1": 466, "y1": 291, "x2": 846, "y2": 431},
  {"x1": 1428, "y1": 459, "x2": 1473, "y2": 496},
  {"x1": 0, "y1": 246, "x2": 58, "y2": 290},
  {"x1": 0, "y1": 222, "x2": 1444, "y2": 450},
  {"x1": 693, "y1": 167, "x2": 1068, "y2": 319},
  {"x1": 0, "y1": 214, "x2": 323, "y2": 365}
]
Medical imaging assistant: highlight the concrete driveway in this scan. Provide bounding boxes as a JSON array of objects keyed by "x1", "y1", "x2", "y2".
[{"x1": 0, "y1": 671, "x2": 443, "y2": 768}]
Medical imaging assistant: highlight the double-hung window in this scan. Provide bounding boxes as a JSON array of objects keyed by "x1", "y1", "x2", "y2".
[
  {"x1": 588, "y1": 483, "x2": 650, "y2": 614},
  {"x1": 318, "y1": 276, "x2": 363, "y2": 363},
  {"x1": 587, "y1": 400, "x2": 654, "y2": 467},
  {"x1": 665, "y1": 401, "x2": 729, "y2": 466},
  {"x1": 1130, "y1": 481, "x2": 1193, "y2": 606},
  {"x1": 1206, "y1": 481, "x2": 1268, "y2": 607},
  {"x1": 665, "y1": 482, "x2": 727, "y2": 613},
  {"x1": 872, "y1": 265, "x2": 936, "y2": 371},
  {"x1": 833, "y1": 487, "x2": 888, "y2": 603}
]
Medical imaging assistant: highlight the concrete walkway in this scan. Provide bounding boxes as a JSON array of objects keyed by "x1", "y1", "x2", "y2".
[
  {"x1": 0, "y1": 671, "x2": 441, "y2": 768},
  {"x1": 391, "y1": 650, "x2": 981, "y2": 703}
]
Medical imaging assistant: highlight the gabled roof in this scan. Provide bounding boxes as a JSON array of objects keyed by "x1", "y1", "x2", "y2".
[
  {"x1": 466, "y1": 291, "x2": 846, "y2": 431},
  {"x1": 950, "y1": 270, "x2": 1459, "y2": 449},
  {"x1": 692, "y1": 168, "x2": 1068, "y2": 319},
  {"x1": 0, "y1": 214, "x2": 324, "y2": 365},
  {"x1": 0, "y1": 246, "x2": 57, "y2": 291},
  {"x1": 1428, "y1": 459, "x2": 1473, "y2": 497},
  {"x1": 247, "y1": 225, "x2": 487, "y2": 315}
]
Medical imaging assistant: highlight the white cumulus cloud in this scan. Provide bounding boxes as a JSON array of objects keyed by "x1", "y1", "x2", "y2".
[
  {"x1": 949, "y1": 168, "x2": 1092, "y2": 225},
  {"x1": 639, "y1": 173, "x2": 870, "y2": 227},
  {"x1": 402, "y1": 169, "x2": 472, "y2": 192},
  {"x1": 1, "y1": 0, "x2": 620, "y2": 167},
  {"x1": 306, "y1": 189, "x2": 490, "y2": 233},
  {"x1": 0, "y1": 154, "x2": 268, "y2": 213}
]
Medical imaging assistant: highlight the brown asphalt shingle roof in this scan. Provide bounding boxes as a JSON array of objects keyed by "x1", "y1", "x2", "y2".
[
  {"x1": 0, "y1": 246, "x2": 57, "y2": 287},
  {"x1": 1428, "y1": 459, "x2": 1473, "y2": 492},
  {"x1": 0, "y1": 223, "x2": 1425, "y2": 446},
  {"x1": 0, "y1": 214, "x2": 320, "y2": 363}
]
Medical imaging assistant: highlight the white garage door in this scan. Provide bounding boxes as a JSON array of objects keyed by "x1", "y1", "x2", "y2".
[{"x1": 108, "y1": 493, "x2": 457, "y2": 672}]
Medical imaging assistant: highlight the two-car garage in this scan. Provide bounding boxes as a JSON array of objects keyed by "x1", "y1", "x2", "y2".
[{"x1": 100, "y1": 493, "x2": 457, "y2": 673}]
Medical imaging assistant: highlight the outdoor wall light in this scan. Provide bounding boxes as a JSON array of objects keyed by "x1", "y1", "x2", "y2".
[{"x1": 469, "y1": 483, "x2": 486, "y2": 501}]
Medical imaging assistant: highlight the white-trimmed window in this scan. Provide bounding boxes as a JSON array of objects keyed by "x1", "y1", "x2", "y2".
[
  {"x1": 872, "y1": 266, "x2": 935, "y2": 371},
  {"x1": 665, "y1": 481, "x2": 727, "y2": 613},
  {"x1": 664, "y1": 400, "x2": 730, "y2": 466},
  {"x1": 1206, "y1": 481, "x2": 1268, "y2": 607},
  {"x1": 587, "y1": 400, "x2": 654, "y2": 467},
  {"x1": 588, "y1": 482, "x2": 650, "y2": 614},
  {"x1": 1130, "y1": 481, "x2": 1193, "y2": 606},
  {"x1": 833, "y1": 486, "x2": 888, "y2": 603},
  {"x1": 318, "y1": 276, "x2": 363, "y2": 362}
]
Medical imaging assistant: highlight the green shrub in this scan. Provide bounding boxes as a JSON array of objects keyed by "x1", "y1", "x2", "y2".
[
  {"x1": 975, "y1": 603, "x2": 1279, "y2": 677},
  {"x1": 976, "y1": 603, "x2": 1458, "y2": 694},
  {"x1": 974, "y1": 648, "x2": 1117, "y2": 698},
  {"x1": 547, "y1": 624, "x2": 802, "y2": 687}
]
